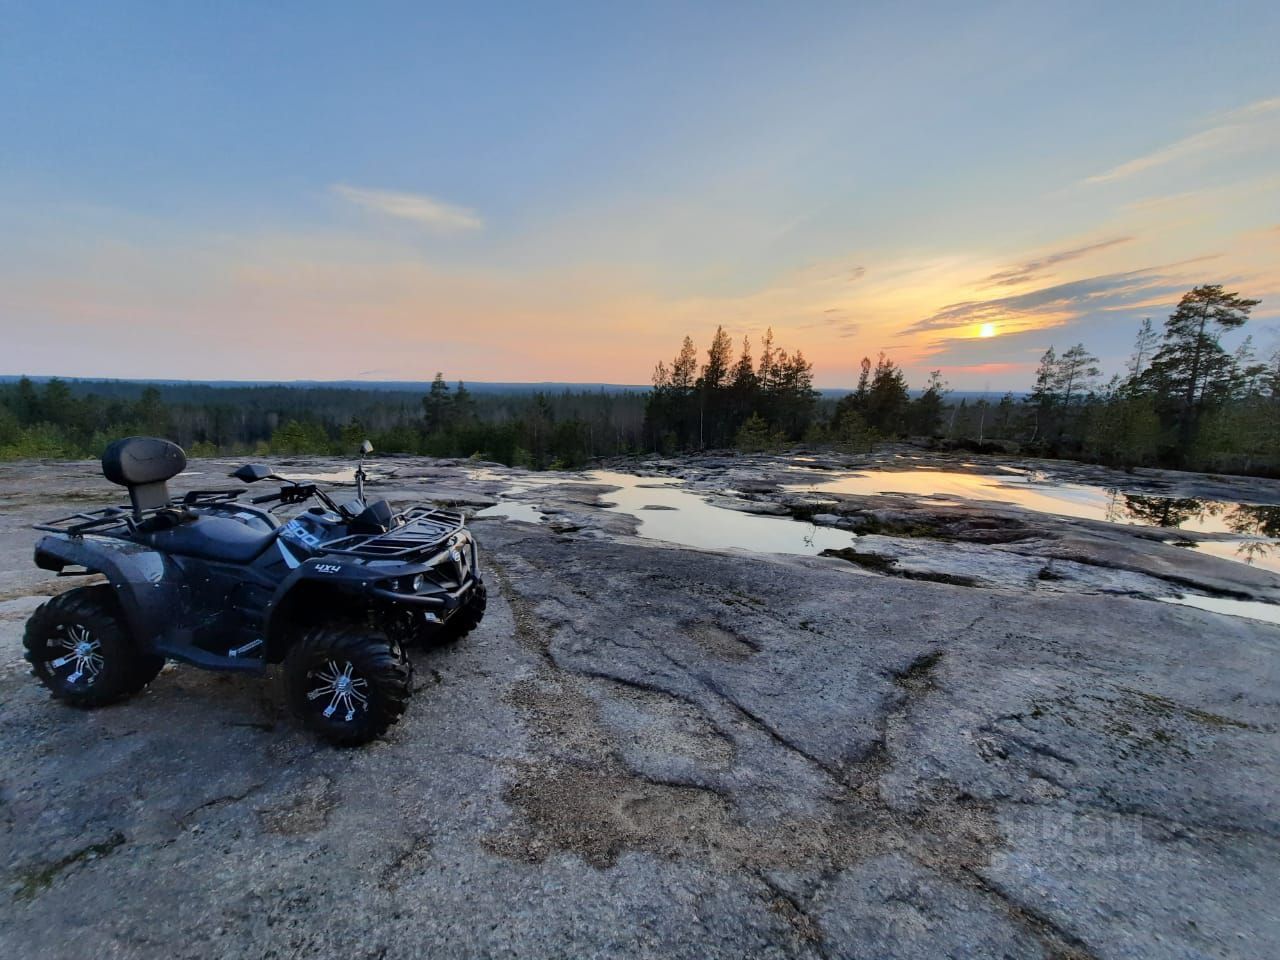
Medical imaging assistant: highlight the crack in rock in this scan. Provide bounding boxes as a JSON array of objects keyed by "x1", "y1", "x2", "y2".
[
  {"x1": 177, "y1": 782, "x2": 268, "y2": 827},
  {"x1": 12, "y1": 831, "x2": 127, "y2": 901},
  {"x1": 378, "y1": 830, "x2": 434, "y2": 890}
]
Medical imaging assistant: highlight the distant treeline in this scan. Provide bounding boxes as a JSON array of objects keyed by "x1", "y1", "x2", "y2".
[
  {"x1": 1, "y1": 284, "x2": 1274, "y2": 475},
  {"x1": 0, "y1": 377, "x2": 647, "y2": 469}
]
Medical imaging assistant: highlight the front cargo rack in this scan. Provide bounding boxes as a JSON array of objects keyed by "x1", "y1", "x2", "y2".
[{"x1": 320, "y1": 507, "x2": 465, "y2": 560}]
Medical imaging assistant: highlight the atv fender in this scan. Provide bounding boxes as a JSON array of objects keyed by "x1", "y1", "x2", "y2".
[
  {"x1": 261, "y1": 556, "x2": 472, "y2": 661},
  {"x1": 261, "y1": 560, "x2": 379, "y2": 660},
  {"x1": 34, "y1": 534, "x2": 179, "y2": 649}
]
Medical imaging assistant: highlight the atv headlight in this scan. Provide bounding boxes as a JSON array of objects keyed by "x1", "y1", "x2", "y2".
[{"x1": 402, "y1": 574, "x2": 425, "y2": 593}]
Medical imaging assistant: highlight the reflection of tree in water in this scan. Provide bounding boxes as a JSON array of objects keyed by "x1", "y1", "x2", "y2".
[
  {"x1": 1112, "y1": 493, "x2": 1216, "y2": 528},
  {"x1": 1223, "y1": 504, "x2": 1280, "y2": 566},
  {"x1": 1233, "y1": 540, "x2": 1275, "y2": 565},
  {"x1": 1225, "y1": 504, "x2": 1280, "y2": 538},
  {"x1": 1108, "y1": 493, "x2": 1280, "y2": 566}
]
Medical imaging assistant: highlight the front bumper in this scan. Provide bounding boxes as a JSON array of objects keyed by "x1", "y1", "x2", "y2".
[{"x1": 368, "y1": 575, "x2": 480, "y2": 611}]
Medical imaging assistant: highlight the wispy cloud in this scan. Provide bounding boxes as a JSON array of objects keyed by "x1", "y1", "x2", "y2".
[
  {"x1": 1084, "y1": 96, "x2": 1280, "y2": 185},
  {"x1": 1222, "y1": 97, "x2": 1280, "y2": 122},
  {"x1": 979, "y1": 236, "x2": 1133, "y2": 287},
  {"x1": 331, "y1": 184, "x2": 483, "y2": 232},
  {"x1": 798, "y1": 309, "x2": 860, "y2": 338},
  {"x1": 1084, "y1": 128, "x2": 1230, "y2": 185},
  {"x1": 905, "y1": 257, "x2": 1217, "y2": 337}
]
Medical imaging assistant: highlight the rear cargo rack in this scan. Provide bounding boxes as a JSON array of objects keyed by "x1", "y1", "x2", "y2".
[
  {"x1": 320, "y1": 507, "x2": 465, "y2": 559},
  {"x1": 33, "y1": 504, "x2": 137, "y2": 536},
  {"x1": 35, "y1": 488, "x2": 250, "y2": 536}
]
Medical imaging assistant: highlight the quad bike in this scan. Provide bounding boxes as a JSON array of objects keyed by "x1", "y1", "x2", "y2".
[{"x1": 24, "y1": 436, "x2": 486, "y2": 745}]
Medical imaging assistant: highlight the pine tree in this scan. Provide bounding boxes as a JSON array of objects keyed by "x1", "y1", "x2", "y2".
[
  {"x1": 831, "y1": 407, "x2": 876, "y2": 452},
  {"x1": 864, "y1": 353, "x2": 909, "y2": 435},
  {"x1": 422, "y1": 373, "x2": 452, "y2": 434},
  {"x1": 853, "y1": 357, "x2": 871, "y2": 408},
  {"x1": 700, "y1": 326, "x2": 734, "y2": 391},
  {"x1": 908, "y1": 370, "x2": 947, "y2": 436},
  {"x1": 135, "y1": 386, "x2": 168, "y2": 435},
  {"x1": 731, "y1": 337, "x2": 755, "y2": 392},
  {"x1": 996, "y1": 392, "x2": 1015, "y2": 437},
  {"x1": 1028, "y1": 347, "x2": 1058, "y2": 442},
  {"x1": 1055, "y1": 344, "x2": 1100, "y2": 407},
  {"x1": 734, "y1": 413, "x2": 781, "y2": 453},
  {"x1": 671, "y1": 337, "x2": 699, "y2": 392},
  {"x1": 1126, "y1": 317, "x2": 1158, "y2": 381},
  {"x1": 14, "y1": 377, "x2": 39, "y2": 424},
  {"x1": 729, "y1": 336, "x2": 757, "y2": 437},
  {"x1": 696, "y1": 326, "x2": 736, "y2": 447},
  {"x1": 757, "y1": 328, "x2": 775, "y2": 387},
  {"x1": 1144, "y1": 284, "x2": 1260, "y2": 448}
]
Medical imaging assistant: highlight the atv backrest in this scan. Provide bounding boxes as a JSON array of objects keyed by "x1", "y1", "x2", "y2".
[{"x1": 102, "y1": 436, "x2": 187, "y2": 518}]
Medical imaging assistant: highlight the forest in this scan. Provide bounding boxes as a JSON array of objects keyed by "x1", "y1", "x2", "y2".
[{"x1": 1, "y1": 284, "x2": 1275, "y2": 476}]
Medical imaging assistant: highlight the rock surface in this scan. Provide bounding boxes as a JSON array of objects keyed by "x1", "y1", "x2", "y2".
[{"x1": 0, "y1": 451, "x2": 1277, "y2": 959}]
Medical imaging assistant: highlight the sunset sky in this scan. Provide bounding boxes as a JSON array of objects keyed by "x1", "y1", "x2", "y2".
[{"x1": 3, "y1": 2, "x2": 1278, "y2": 390}]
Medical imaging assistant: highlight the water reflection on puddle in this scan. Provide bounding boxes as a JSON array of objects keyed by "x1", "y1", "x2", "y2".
[
  {"x1": 470, "y1": 469, "x2": 856, "y2": 555},
  {"x1": 592, "y1": 472, "x2": 857, "y2": 556},
  {"x1": 475, "y1": 500, "x2": 547, "y2": 523},
  {"x1": 469, "y1": 464, "x2": 1280, "y2": 625},
  {"x1": 786, "y1": 469, "x2": 1280, "y2": 574},
  {"x1": 1161, "y1": 594, "x2": 1280, "y2": 626}
]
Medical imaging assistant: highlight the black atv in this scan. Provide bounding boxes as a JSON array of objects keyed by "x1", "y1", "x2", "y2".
[{"x1": 24, "y1": 436, "x2": 486, "y2": 746}]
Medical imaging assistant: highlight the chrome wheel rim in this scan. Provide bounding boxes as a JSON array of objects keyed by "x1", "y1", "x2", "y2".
[
  {"x1": 305, "y1": 660, "x2": 369, "y2": 722},
  {"x1": 50, "y1": 624, "x2": 104, "y2": 686}
]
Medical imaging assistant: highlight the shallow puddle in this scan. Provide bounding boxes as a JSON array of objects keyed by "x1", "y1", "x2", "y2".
[
  {"x1": 475, "y1": 500, "x2": 547, "y2": 523},
  {"x1": 591, "y1": 472, "x2": 857, "y2": 556},
  {"x1": 471, "y1": 469, "x2": 857, "y2": 556},
  {"x1": 471, "y1": 464, "x2": 1280, "y2": 625},
  {"x1": 1161, "y1": 594, "x2": 1280, "y2": 626},
  {"x1": 786, "y1": 468, "x2": 1280, "y2": 574}
]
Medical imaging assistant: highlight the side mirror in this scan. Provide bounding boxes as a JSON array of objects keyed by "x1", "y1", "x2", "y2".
[
  {"x1": 231, "y1": 463, "x2": 274, "y2": 483},
  {"x1": 360, "y1": 440, "x2": 374, "y2": 455}
]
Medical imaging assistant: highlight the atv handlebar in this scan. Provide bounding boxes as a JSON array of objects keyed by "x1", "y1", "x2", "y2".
[
  {"x1": 252, "y1": 483, "x2": 320, "y2": 506},
  {"x1": 246, "y1": 482, "x2": 352, "y2": 518}
]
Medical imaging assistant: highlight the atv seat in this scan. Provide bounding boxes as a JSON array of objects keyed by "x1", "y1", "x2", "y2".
[
  {"x1": 139, "y1": 515, "x2": 279, "y2": 564},
  {"x1": 102, "y1": 436, "x2": 187, "y2": 519}
]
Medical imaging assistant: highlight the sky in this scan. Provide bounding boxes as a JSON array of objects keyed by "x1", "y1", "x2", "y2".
[{"x1": 2, "y1": 1, "x2": 1278, "y2": 390}]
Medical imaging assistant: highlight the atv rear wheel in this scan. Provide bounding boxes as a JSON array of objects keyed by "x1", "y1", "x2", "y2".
[
  {"x1": 284, "y1": 626, "x2": 412, "y2": 746},
  {"x1": 441, "y1": 580, "x2": 487, "y2": 643},
  {"x1": 24, "y1": 585, "x2": 164, "y2": 708}
]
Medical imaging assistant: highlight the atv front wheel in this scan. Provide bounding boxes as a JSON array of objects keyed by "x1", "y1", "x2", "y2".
[
  {"x1": 284, "y1": 626, "x2": 413, "y2": 746},
  {"x1": 378, "y1": 607, "x2": 436, "y2": 649},
  {"x1": 24, "y1": 585, "x2": 164, "y2": 708},
  {"x1": 441, "y1": 580, "x2": 487, "y2": 643}
]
